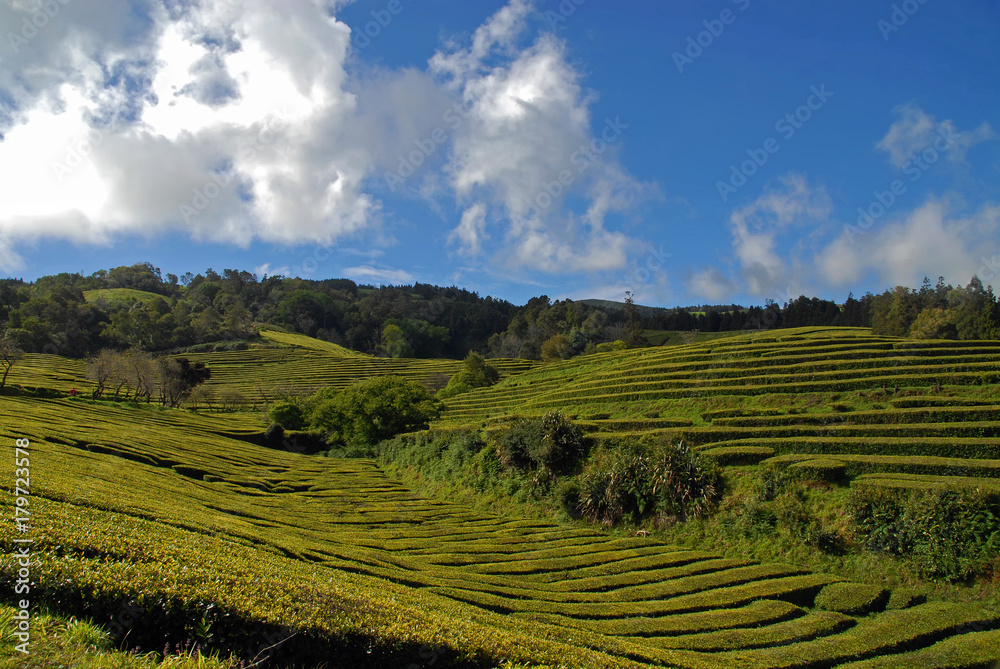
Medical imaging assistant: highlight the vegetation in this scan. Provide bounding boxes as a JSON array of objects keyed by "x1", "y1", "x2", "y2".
[
  {"x1": 2, "y1": 264, "x2": 1000, "y2": 667},
  {"x1": 437, "y1": 352, "x2": 501, "y2": 399},
  {"x1": 4, "y1": 264, "x2": 996, "y2": 366},
  {"x1": 307, "y1": 376, "x2": 441, "y2": 448}
]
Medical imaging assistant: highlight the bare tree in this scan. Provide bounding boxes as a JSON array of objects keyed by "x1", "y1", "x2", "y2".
[
  {"x1": 219, "y1": 388, "x2": 248, "y2": 412},
  {"x1": 123, "y1": 349, "x2": 157, "y2": 403},
  {"x1": 88, "y1": 349, "x2": 118, "y2": 398},
  {"x1": 0, "y1": 334, "x2": 24, "y2": 389}
]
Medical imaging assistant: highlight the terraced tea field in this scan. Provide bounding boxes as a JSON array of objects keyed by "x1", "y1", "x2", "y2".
[
  {"x1": 436, "y1": 327, "x2": 1000, "y2": 497},
  {"x1": 3, "y1": 396, "x2": 999, "y2": 667},
  {"x1": 3, "y1": 329, "x2": 537, "y2": 400},
  {"x1": 188, "y1": 331, "x2": 536, "y2": 399},
  {"x1": 2, "y1": 327, "x2": 999, "y2": 666}
]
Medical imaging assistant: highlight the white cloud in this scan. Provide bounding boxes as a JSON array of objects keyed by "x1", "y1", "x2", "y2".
[
  {"x1": 0, "y1": 0, "x2": 651, "y2": 278},
  {"x1": 0, "y1": 0, "x2": 371, "y2": 270},
  {"x1": 253, "y1": 262, "x2": 290, "y2": 278},
  {"x1": 728, "y1": 174, "x2": 832, "y2": 296},
  {"x1": 876, "y1": 103, "x2": 996, "y2": 169},
  {"x1": 450, "y1": 202, "x2": 489, "y2": 256},
  {"x1": 344, "y1": 265, "x2": 415, "y2": 285},
  {"x1": 430, "y1": 4, "x2": 650, "y2": 274},
  {"x1": 818, "y1": 199, "x2": 1000, "y2": 289},
  {"x1": 686, "y1": 267, "x2": 738, "y2": 302}
]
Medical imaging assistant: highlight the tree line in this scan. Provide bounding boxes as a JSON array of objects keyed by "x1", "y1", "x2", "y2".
[{"x1": 0, "y1": 264, "x2": 997, "y2": 366}]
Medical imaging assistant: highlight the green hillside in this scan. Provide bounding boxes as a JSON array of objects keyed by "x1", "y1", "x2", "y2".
[
  {"x1": 83, "y1": 288, "x2": 172, "y2": 308},
  {"x1": 2, "y1": 326, "x2": 999, "y2": 667},
  {"x1": 3, "y1": 394, "x2": 999, "y2": 667},
  {"x1": 435, "y1": 327, "x2": 1000, "y2": 495}
]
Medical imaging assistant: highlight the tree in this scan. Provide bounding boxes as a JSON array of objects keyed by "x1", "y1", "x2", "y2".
[
  {"x1": 909, "y1": 308, "x2": 958, "y2": 340},
  {"x1": 123, "y1": 349, "x2": 157, "y2": 403},
  {"x1": 380, "y1": 323, "x2": 413, "y2": 358},
  {"x1": 269, "y1": 401, "x2": 306, "y2": 429},
  {"x1": 0, "y1": 333, "x2": 24, "y2": 388},
  {"x1": 87, "y1": 349, "x2": 117, "y2": 397},
  {"x1": 623, "y1": 291, "x2": 649, "y2": 348},
  {"x1": 158, "y1": 357, "x2": 211, "y2": 407},
  {"x1": 437, "y1": 351, "x2": 500, "y2": 399},
  {"x1": 541, "y1": 333, "x2": 575, "y2": 361},
  {"x1": 309, "y1": 376, "x2": 441, "y2": 447}
]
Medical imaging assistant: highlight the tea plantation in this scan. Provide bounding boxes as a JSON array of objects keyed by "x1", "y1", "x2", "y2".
[{"x1": 2, "y1": 326, "x2": 999, "y2": 667}]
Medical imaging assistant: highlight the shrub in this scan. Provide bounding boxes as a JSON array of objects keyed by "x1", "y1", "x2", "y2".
[
  {"x1": 848, "y1": 486, "x2": 1000, "y2": 581},
  {"x1": 815, "y1": 582, "x2": 890, "y2": 616},
  {"x1": 438, "y1": 352, "x2": 501, "y2": 400},
  {"x1": 310, "y1": 376, "x2": 441, "y2": 447},
  {"x1": 493, "y1": 412, "x2": 586, "y2": 475},
  {"x1": 268, "y1": 401, "x2": 306, "y2": 430},
  {"x1": 263, "y1": 422, "x2": 284, "y2": 448},
  {"x1": 579, "y1": 439, "x2": 722, "y2": 526}
]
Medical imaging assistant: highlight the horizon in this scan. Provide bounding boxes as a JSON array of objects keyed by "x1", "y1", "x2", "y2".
[{"x1": 1, "y1": 1, "x2": 998, "y2": 309}]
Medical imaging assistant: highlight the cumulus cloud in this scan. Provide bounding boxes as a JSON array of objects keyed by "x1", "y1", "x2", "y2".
[
  {"x1": 0, "y1": 0, "x2": 380, "y2": 270},
  {"x1": 431, "y1": 2, "x2": 649, "y2": 273},
  {"x1": 728, "y1": 174, "x2": 832, "y2": 296},
  {"x1": 818, "y1": 199, "x2": 1000, "y2": 289},
  {"x1": 876, "y1": 103, "x2": 996, "y2": 169},
  {"x1": 0, "y1": 0, "x2": 649, "y2": 277}
]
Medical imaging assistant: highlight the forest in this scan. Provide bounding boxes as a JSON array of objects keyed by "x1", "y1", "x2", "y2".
[{"x1": 0, "y1": 262, "x2": 997, "y2": 361}]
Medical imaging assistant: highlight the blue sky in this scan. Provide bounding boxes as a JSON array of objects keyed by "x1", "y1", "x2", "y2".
[{"x1": 1, "y1": 0, "x2": 998, "y2": 307}]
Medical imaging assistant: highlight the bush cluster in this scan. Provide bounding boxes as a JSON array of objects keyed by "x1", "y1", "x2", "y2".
[
  {"x1": 725, "y1": 466, "x2": 846, "y2": 554},
  {"x1": 493, "y1": 412, "x2": 586, "y2": 475},
  {"x1": 848, "y1": 486, "x2": 1000, "y2": 581},
  {"x1": 265, "y1": 376, "x2": 441, "y2": 450},
  {"x1": 577, "y1": 439, "x2": 722, "y2": 526}
]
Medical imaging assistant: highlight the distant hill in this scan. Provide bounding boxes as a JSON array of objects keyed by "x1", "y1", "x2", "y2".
[{"x1": 580, "y1": 298, "x2": 744, "y2": 317}]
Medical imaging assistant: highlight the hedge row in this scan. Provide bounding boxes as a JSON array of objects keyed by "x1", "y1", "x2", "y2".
[
  {"x1": 693, "y1": 436, "x2": 1000, "y2": 460},
  {"x1": 712, "y1": 405, "x2": 1000, "y2": 427},
  {"x1": 722, "y1": 602, "x2": 1000, "y2": 668},
  {"x1": 509, "y1": 599, "x2": 804, "y2": 637},
  {"x1": 764, "y1": 453, "x2": 1000, "y2": 479}
]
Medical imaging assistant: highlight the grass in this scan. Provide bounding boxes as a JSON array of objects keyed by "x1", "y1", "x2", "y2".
[
  {"x1": 83, "y1": 289, "x2": 173, "y2": 309},
  {"x1": 1, "y1": 326, "x2": 1000, "y2": 667}
]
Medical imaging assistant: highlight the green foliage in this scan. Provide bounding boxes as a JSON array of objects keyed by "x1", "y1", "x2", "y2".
[
  {"x1": 540, "y1": 333, "x2": 574, "y2": 362},
  {"x1": 437, "y1": 351, "x2": 500, "y2": 399},
  {"x1": 493, "y1": 412, "x2": 586, "y2": 474},
  {"x1": 815, "y1": 582, "x2": 890, "y2": 615},
  {"x1": 578, "y1": 439, "x2": 722, "y2": 525},
  {"x1": 380, "y1": 323, "x2": 413, "y2": 358},
  {"x1": 309, "y1": 376, "x2": 441, "y2": 447},
  {"x1": 848, "y1": 486, "x2": 1000, "y2": 580},
  {"x1": 267, "y1": 401, "x2": 306, "y2": 430}
]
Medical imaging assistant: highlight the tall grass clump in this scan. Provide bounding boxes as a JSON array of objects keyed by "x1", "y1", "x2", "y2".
[{"x1": 577, "y1": 439, "x2": 722, "y2": 526}]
